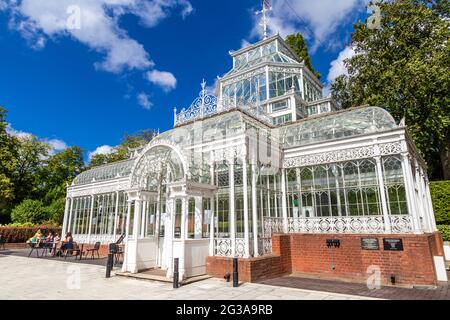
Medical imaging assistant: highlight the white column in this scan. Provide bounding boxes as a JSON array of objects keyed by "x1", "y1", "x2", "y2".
[
  {"x1": 209, "y1": 160, "x2": 215, "y2": 256},
  {"x1": 62, "y1": 197, "x2": 71, "y2": 236},
  {"x1": 67, "y1": 197, "x2": 74, "y2": 233},
  {"x1": 295, "y1": 168, "x2": 301, "y2": 218},
  {"x1": 242, "y1": 161, "x2": 250, "y2": 258},
  {"x1": 229, "y1": 161, "x2": 236, "y2": 256},
  {"x1": 401, "y1": 154, "x2": 421, "y2": 233},
  {"x1": 140, "y1": 200, "x2": 147, "y2": 238},
  {"x1": 375, "y1": 156, "x2": 391, "y2": 233},
  {"x1": 87, "y1": 195, "x2": 95, "y2": 243},
  {"x1": 274, "y1": 176, "x2": 279, "y2": 218},
  {"x1": 416, "y1": 165, "x2": 431, "y2": 232},
  {"x1": 194, "y1": 196, "x2": 203, "y2": 239},
  {"x1": 251, "y1": 162, "x2": 259, "y2": 256},
  {"x1": 125, "y1": 199, "x2": 132, "y2": 238},
  {"x1": 133, "y1": 199, "x2": 142, "y2": 240},
  {"x1": 113, "y1": 191, "x2": 119, "y2": 239},
  {"x1": 180, "y1": 197, "x2": 187, "y2": 279},
  {"x1": 281, "y1": 168, "x2": 288, "y2": 233},
  {"x1": 424, "y1": 176, "x2": 437, "y2": 231}
]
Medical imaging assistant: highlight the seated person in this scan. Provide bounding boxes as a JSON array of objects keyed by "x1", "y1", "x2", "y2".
[
  {"x1": 51, "y1": 233, "x2": 61, "y2": 256},
  {"x1": 26, "y1": 230, "x2": 43, "y2": 246},
  {"x1": 61, "y1": 232, "x2": 74, "y2": 251}
]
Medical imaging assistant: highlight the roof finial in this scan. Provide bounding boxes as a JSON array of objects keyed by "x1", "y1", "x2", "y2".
[{"x1": 256, "y1": 0, "x2": 272, "y2": 40}]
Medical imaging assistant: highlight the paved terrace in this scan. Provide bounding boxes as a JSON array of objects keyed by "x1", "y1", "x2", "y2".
[
  {"x1": 0, "y1": 254, "x2": 368, "y2": 300},
  {"x1": 1, "y1": 251, "x2": 449, "y2": 300}
]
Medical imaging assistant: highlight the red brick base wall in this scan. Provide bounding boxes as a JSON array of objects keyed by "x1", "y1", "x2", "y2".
[
  {"x1": 283, "y1": 232, "x2": 442, "y2": 286},
  {"x1": 206, "y1": 232, "x2": 444, "y2": 286}
]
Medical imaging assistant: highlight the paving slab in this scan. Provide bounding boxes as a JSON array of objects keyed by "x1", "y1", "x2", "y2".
[{"x1": 0, "y1": 255, "x2": 370, "y2": 300}]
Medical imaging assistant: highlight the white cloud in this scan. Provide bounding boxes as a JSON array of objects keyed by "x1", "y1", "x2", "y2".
[
  {"x1": 326, "y1": 46, "x2": 355, "y2": 83},
  {"x1": 2, "y1": 0, "x2": 192, "y2": 73},
  {"x1": 137, "y1": 92, "x2": 153, "y2": 109},
  {"x1": 6, "y1": 123, "x2": 33, "y2": 139},
  {"x1": 44, "y1": 138, "x2": 68, "y2": 155},
  {"x1": 88, "y1": 145, "x2": 114, "y2": 160},
  {"x1": 6, "y1": 123, "x2": 69, "y2": 154},
  {"x1": 146, "y1": 69, "x2": 177, "y2": 92},
  {"x1": 205, "y1": 77, "x2": 220, "y2": 96},
  {"x1": 322, "y1": 46, "x2": 356, "y2": 97},
  {"x1": 248, "y1": 0, "x2": 367, "y2": 51}
]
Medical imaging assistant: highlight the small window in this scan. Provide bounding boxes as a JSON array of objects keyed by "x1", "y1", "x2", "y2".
[{"x1": 272, "y1": 100, "x2": 289, "y2": 112}]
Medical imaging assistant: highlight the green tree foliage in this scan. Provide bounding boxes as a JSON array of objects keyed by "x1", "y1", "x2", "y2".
[
  {"x1": 44, "y1": 197, "x2": 66, "y2": 225},
  {"x1": 0, "y1": 107, "x2": 18, "y2": 222},
  {"x1": 331, "y1": 0, "x2": 450, "y2": 179},
  {"x1": 285, "y1": 33, "x2": 321, "y2": 79},
  {"x1": 11, "y1": 199, "x2": 48, "y2": 224},
  {"x1": 88, "y1": 129, "x2": 158, "y2": 167},
  {"x1": 39, "y1": 146, "x2": 84, "y2": 198},
  {"x1": 430, "y1": 180, "x2": 450, "y2": 225}
]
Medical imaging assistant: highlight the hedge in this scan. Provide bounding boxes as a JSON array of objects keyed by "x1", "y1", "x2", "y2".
[
  {"x1": 430, "y1": 180, "x2": 450, "y2": 225},
  {"x1": 0, "y1": 225, "x2": 61, "y2": 243}
]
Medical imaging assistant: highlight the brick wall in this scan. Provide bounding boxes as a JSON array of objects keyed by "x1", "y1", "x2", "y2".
[
  {"x1": 206, "y1": 232, "x2": 444, "y2": 286},
  {"x1": 276, "y1": 232, "x2": 442, "y2": 286},
  {"x1": 206, "y1": 254, "x2": 289, "y2": 283}
]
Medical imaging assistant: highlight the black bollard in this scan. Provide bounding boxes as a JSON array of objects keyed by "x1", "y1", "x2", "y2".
[
  {"x1": 173, "y1": 257, "x2": 179, "y2": 289},
  {"x1": 233, "y1": 257, "x2": 238, "y2": 288},
  {"x1": 106, "y1": 253, "x2": 114, "y2": 278}
]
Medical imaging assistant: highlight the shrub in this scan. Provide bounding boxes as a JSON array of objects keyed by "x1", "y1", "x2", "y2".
[
  {"x1": 437, "y1": 225, "x2": 450, "y2": 242},
  {"x1": 430, "y1": 181, "x2": 450, "y2": 225},
  {"x1": 0, "y1": 225, "x2": 61, "y2": 243},
  {"x1": 11, "y1": 199, "x2": 48, "y2": 224},
  {"x1": 45, "y1": 197, "x2": 65, "y2": 225}
]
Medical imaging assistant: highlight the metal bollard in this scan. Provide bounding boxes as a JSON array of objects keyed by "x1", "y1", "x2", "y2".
[
  {"x1": 233, "y1": 257, "x2": 238, "y2": 288},
  {"x1": 173, "y1": 257, "x2": 179, "y2": 289},
  {"x1": 106, "y1": 253, "x2": 114, "y2": 278}
]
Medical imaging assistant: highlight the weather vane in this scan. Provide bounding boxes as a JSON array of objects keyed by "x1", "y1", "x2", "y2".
[{"x1": 256, "y1": 0, "x2": 272, "y2": 40}]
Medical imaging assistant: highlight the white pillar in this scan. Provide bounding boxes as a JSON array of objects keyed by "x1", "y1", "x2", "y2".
[
  {"x1": 242, "y1": 161, "x2": 250, "y2": 258},
  {"x1": 229, "y1": 161, "x2": 236, "y2": 256},
  {"x1": 140, "y1": 200, "x2": 147, "y2": 238},
  {"x1": 251, "y1": 162, "x2": 259, "y2": 256},
  {"x1": 87, "y1": 195, "x2": 95, "y2": 243},
  {"x1": 62, "y1": 197, "x2": 71, "y2": 236},
  {"x1": 281, "y1": 168, "x2": 288, "y2": 233},
  {"x1": 209, "y1": 160, "x2": 215, "y2": 256},
  {"x1": 113, "y1": 191, "x2": 119, "y2": 239},
  {"x1": 401, "y1": 154, "x2": 421, "y2": 233},
  {"x1": 125, "y1": 200, "x2": 132, "y2": 238},
  {"x1": 67, "y1": 197, "x2": 74, "y2": 233},
  {"x1": 180, "y1": 197, "x2": 187, "y2": 279},
  {"x1": 416, "y1": 165, "x2": 431, "y2": 232},
  {"x1": 424, "y1": 176, "x2": 437, "y2": 231},
  {"x1": 194, "y1": 196, "x2": 203, "y2": 239},
  {"x1": 133, "y1": 199, "x2": 142, "y2": 240},
  {"x1": 375, "y1": 156, "x2": 391, "y2": 233}
]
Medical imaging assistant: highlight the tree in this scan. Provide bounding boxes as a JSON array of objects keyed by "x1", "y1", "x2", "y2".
[
  {"x1": 40, "y1": 146, "x2": 84, "y2": 198},
  {"x1": 88, "y1": 129, "x2": 158, "y2": 167},
  {"x1": 331, "y1": 0, "x2": 450, "y2": 179},
  {"x1": 285, "y1": 33, "x2": 321, "y2": 79},
  {"x1": 0, "y1": 107, "x2": 18, "y2": 223},
  {"x1": 11, "y1": 199, "x2": 48, "y2": 224},
  {"x1": 11, "y1": 136, "x2": 50, "y2": 205}
]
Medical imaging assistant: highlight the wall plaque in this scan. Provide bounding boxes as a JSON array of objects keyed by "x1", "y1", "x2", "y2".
[
  {"x1": 361, "y1": 238, "x2": 379, "y2": 250},
  {"x1": 383, "y1": 238, "x2": 404, "y2": 251}
]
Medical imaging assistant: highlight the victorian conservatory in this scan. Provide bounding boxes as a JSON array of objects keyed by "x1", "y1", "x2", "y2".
[{"x1": 63, "y1": 34, "x2": 438, "y2": 280}]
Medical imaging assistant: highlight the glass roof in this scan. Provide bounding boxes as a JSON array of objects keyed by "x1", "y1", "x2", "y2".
[
  {"x1": 72, "y1": 159, "x2": 135, "y2": 186},
  {"x1": 277, "y1": 107, "x2": 398, "y2": 148},
  {"x1": 229, "y1": 52, "x2": 299, "y2": 75}
]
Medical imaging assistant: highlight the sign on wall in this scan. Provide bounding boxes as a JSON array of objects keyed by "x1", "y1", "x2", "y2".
[
  {"x1": 383, "y1": 238, "x2": 404, "y2": 251},
  {"x1": 361, "y1": 238, "x2": 380, "y2": 250}
]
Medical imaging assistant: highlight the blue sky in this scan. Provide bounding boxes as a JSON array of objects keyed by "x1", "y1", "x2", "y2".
[{"x1": 0, "y1": 0, "x2": 370, "y2": 160}]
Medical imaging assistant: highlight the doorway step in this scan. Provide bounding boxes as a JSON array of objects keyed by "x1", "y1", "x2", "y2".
[{"x1": 115, "y1": 268, "x2": 211, "y2": 285}]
